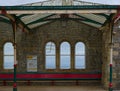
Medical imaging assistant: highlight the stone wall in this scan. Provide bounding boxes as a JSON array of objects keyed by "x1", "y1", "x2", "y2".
[
  {"x1": 112, "y1": 20, "x2": 120, "y2": 89},
  {"x1": 0, "y1": 20, "x2": 103, "y2": 84},
  {"x1": 0, "y1": 22, "x2": 13, "y2": 72},
  {"x1": 0, "y1": 17, "x2": 120, "y2": 90},
  {"x1": 0, "y1": 20, "x2": 102, "y2": 72},
  {"x1": 100, "y1": 20, "x2": 120, "y2": 89},
  {"x1": 19, "y1": 20, "x2": 102, "y2": 72},
  {"x1": 101, "y1": 24, "x2": 111, "y2": 89}
]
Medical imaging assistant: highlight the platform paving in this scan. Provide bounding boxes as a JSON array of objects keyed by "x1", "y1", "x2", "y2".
[{"x1": 0, "y1": 86, "x2": 107, "y2": 91}]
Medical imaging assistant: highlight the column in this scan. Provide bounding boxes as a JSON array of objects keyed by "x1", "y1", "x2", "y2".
[{"x1": 11, "y1": 20, "x2": 17, "y2": 91}]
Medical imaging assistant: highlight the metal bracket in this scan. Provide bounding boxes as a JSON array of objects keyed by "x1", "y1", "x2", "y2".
[
  {"x1": 114, "y1": 6, "x2": 120, "y2": 23},
  {"x1": 1, "y1": 7, "x2": 7, "y2": 15}
]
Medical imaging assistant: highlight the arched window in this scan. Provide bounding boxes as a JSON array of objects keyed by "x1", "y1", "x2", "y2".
[
  {"x1": 60, "y1": 42, "x2": 70, "y2": 69},
  {"x1": 4, "y1": 42, "x2": 14, "y2": 69},
  {"x1": 45, "y1": 42, "x2": 56, "y2": 69},
  {"x1": 75, "y1": 42, "x2": 85, "y2": 69}
]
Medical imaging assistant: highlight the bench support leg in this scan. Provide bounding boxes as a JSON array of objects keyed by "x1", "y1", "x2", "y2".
[
  {"x1": 51, "y1": 80, "x2": 54, "y2": 86},
  {"x1": 3, "y1": 80, "x2": 6, "y2": 86},
  {"x1": 76, "y1": 80, "x2": 79, "y2": 85},
  {"x1": 27, "y1": 80, "x2": 31, "y2": 86}
]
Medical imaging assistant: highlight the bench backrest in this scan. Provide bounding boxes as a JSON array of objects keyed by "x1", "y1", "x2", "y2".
[{"x1": 0, "y1": 73, "x2": 102, "y2": 80}]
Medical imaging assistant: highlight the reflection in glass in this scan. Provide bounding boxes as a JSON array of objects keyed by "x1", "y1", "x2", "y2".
[
  {"x1": 60, "y1": 56, "x2": 70, "y2": 69},
  {"x1": 45, "y1": 42, "x2": 56, "y2": 69},
  {"x1": 75, "y1": 42, "x2": 85, "y2": 69},
  {"x1": 4, "y1": 42, "x2": 14, "y2": 69},
  {"x1": 60, "y1": 42, "x2": 70, "y2": 69}
]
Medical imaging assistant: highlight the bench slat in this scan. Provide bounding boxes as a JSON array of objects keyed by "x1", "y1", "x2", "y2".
[{"x1": 0, "y1": 73, "x2": 101, "y2": 80}]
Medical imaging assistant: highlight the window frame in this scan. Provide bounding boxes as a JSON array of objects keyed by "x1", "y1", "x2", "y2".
[
  {"x1": 3, "y1": 42, "x2": 14, "y2": 69},
  {"x1": 45, "y1": 41, "x2": 56, "y2": 69},
  {"x1": 75, "y1": 42, "x2": 86, "y2": 69},
  {"x1": 60, "y1": 41, "x2": 71, "y2": 69}
]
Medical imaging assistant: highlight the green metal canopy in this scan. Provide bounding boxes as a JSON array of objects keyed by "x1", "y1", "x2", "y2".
[{"x1": 0, "y1": 0, "x2": 119, "y2": 31}]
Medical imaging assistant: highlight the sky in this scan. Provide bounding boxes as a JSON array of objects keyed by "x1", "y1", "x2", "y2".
[{"x1": 0, "y1": 0, "x2": 120, "y2": 6}]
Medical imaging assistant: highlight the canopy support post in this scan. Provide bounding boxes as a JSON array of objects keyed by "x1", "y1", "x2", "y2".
[
  {"x1": 109, "y1": 19, "x2": 114, "y2": 91},
  {"x1": 11, "y1": 20, "x2": 17, "y2": 91}
]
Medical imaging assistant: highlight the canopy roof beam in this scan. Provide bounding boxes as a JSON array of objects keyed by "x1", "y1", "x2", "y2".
[
  {"x1": 74, "y1": 14, "x2": 103, "y2": 25},
  {"x1": 1, "y1": 10, "x2": 116, "y2": 14},
  {"x1": 0, "y1": 16, "x2": 10, "y2": 24},
  {"x1": 94, "y1": 14, "x2": 109, "y2": 19},
  {"x1": 4, "y1": 14, "x2": 31, "y2": 32},
  {"x1": 17, "y1": 14, "x2": 33, "y2": 18},
  {"x1": 0, "y1": 9, "x2": 31, "y2": 32},
  {"x1": 101, "y1": 14, "x2": 115, "y2": 28},
  {"x1": 0, "y1": 5, "x2": 118, "y2": 14},
  {"x1": 26, "y1": 14, "x2": 56, "y2": 25},
  {"x1": 13, "y1": 15, "x2": 31, "y2": 32}
]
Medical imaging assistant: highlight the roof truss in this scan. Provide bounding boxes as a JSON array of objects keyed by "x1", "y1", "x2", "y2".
[
  {"x1": 26, "y1": 14, "x2": 56, "y2": 25},
  {"x1": 0, "y1": 5, "x2": 118, "y2": 31},
  {"x1": 74, "y1": 14, "x2": 103, "y2": 26}
]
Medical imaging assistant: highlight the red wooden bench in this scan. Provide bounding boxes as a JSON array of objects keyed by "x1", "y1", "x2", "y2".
[{"x1": 0, "y1": 72, "x2": 102, "y2": 86}]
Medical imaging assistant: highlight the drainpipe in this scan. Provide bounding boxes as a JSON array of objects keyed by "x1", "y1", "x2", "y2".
[{"x1": 11, "y1": 20, "x2": 17, "y2": 91}]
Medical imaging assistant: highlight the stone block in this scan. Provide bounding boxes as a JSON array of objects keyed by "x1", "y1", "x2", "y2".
[
  {"x1": 113, "y1": 73, "x2": 117, "y2": 79},
  {"x1": 113, "y1": 51, "x2": 119, "y2": 56},
  {"x1": 114, "y1": 43, "x2": 120, "y2": 48}
]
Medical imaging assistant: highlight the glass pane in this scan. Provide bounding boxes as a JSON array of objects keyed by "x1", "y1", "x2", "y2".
[
  {"x1": 45, "y1": 42, "x2": 56, "y2": 69},
  {"x1": 60, "y1": 56, "x2": 70, "y2": 69},
  {"x1": 46, "y1": 56, "x2": 56, "y2": 69},
  {"x1": 46, "y1": 42, "x2": 55, "y2": 55},
  {"x1": 4, "y1": 42, "x2": 14, "y2": 55},
  {"x1": 75, "y1": 56, "x2": 85, "y2": 69},
  {"x1": 60, "y1": 42, "x2": 70, "y2": 54},
  {"x1": 4, "y1": 56, "x2": 14, "y2": 69},
  {"x1": 75, "y1": 42, "x2": 85, "y2": 55}
]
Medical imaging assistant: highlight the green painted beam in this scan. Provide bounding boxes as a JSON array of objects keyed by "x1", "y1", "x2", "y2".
[
  {"x1": 0, "y1": 15, "x2": 11, "y2": 24},
  {"x1": 74, "y1": 14, "x2": 103, "y2": 25},
  {"x1": 27, "y1": 17, "x2": 104, "y2": 26},
  {"x1": 27, "y1": 17, "x2": 90, "y2": 26},
  {"x1": 0, "y1": 5, "x2": 119, "y2": 10},
  {"x1": 26, "y1": 14, "x2": 55, "y2": 25},
  {"x1": 33, "y1": 18, "x2": 84, "y2": 21},
  {"x1": 17, "y1": 14, "x2": 33, "y2": 18},
  {"x1": 0, "y1": 17, "x2": 10, "y2": 24},
  {"x1": 102, "y1": 14, "x2": 115, "y2": 27},
  {"x1": 12, "y1": 15, "x2": 31, "y2": 31},
  {"x1": 27, "y1": 17, "x2": 103, "y2": 26},
  {"x1": 94, "y1": 14, "x2": 109, "y2": 19}
]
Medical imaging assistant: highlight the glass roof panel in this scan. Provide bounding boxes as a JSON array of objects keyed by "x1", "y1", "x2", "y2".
[
  {"x1": 77, "y1": 14, "x2": 106, "y2": 24},
  {"x1": 21, "y1": 14, "x2": 52, "y2": 24},
  {"x1": 25, "y1": 0, "x2": 102, "y2": 6},
  {"x1": 0, "y1": 15, "x2": 9, "y2": 20},
  {"x1": 81, "y1": 21, "x2": 102, "y2": 28},
  {"x1": 0, "y1": 0, "x2": 114, "y2": 30},
  {"x1": 28, "y1": 21, "x2": 51, "y2": 28}
]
